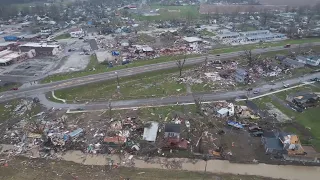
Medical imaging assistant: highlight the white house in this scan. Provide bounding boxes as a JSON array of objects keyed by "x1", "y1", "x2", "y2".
[{"x1": 69, "y1": 28, "x2": 84, "y2": 38}]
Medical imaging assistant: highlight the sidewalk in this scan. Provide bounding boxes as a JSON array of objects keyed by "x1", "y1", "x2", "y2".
[{"x1": 60, "y1": 150, "x2": 320, "y2": 180}]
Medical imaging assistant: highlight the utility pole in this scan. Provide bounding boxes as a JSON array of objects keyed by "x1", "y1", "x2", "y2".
[{"x1": 115, "y1": 72, "x2": 120, "y2": 92}]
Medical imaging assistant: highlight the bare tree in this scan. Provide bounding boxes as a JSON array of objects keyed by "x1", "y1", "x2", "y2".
[
  {"x1": 241, "y1": 49, "x2": 259, "y2": 67},
  {"x1": 176, "y1": 56, "x2": 186, "y2": 77},
  {"x1": 108, "y1": 100, "x2": 112, "y2": 119},
  {"x1": 260, "y1": 9, "x2": 273, "y2": 26}
]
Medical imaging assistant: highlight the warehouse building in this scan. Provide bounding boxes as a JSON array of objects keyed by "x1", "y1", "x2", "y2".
[
  {"x1": 0, "y1": 49, "x2": 35, "y2": 66},
  {"x1": 19, "y1": 43, "x2": 60, "y2": 56}
]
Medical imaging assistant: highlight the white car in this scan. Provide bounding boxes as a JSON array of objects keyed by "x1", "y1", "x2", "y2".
[{"x1": 283, "y1": 84, "x2": 289, "y2": 88}]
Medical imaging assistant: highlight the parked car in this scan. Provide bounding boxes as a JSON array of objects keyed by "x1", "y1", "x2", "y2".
[
  {"x1": 10, "y1": 87, "x2": 18, "y2": 90},
  {"x1": 283, "y1": 84, "x2": 289, "y2": 88}
]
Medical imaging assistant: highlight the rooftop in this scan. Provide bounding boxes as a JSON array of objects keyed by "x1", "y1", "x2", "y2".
[
  {"x1": 183, "y1": 37, "x2": 203, "y2": 43},
  {"x1": 164, "y1": 124, "x2": 180, "y2": 133},
  {"x1": 142, "y1": 122, "x2": 159, "y2": 142}
]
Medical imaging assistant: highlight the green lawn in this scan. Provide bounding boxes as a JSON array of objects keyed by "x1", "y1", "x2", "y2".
[
  {"x1": 0, "y1": 83, "x2": 20, "y2": 93},
  {"x1": 210, "y1": 38, "x2": 320, "y2": 54},
  {"x1": 54, "y1": 33, "x2": 71, "y2": 40},
  {"x1": 41, "y1": 54, "x2": 200, "y2": 83},
  {"x1": 53, "y1": 67, "x2": 190, "y2": 102}
]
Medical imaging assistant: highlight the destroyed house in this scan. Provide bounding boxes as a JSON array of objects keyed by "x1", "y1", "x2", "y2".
[
  {"x1": 286, "y1": 92, "x2": 319, "y2": 108},
  {"x1": 281, "y1": 58, "x2": 304, "y2": 69},
  {"x1": 104, "y1": 136, "x2": 126, "y2": 147},
  {"x1": 235, "y1": 68, "x2": 248, "y2": 83}
]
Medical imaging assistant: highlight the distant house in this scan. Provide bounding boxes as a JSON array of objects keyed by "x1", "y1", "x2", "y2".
[
  {"x1": 286, "y1": 92, "x2": 319, "y2": 108},
  {"x1": 281, "y1": 58, "x2": 304, "y2": 69},
  {"x1": 164, "y1": 124, "x2": 187, "y2": 150},
  {"x1": 296, "y1": 56, "x2": 320, "y2": 66},
  {"x1": 69, "y1": 28, "x2": 84, "y2": 38},
  {"x1": 235, "y1": 68, "x2": 248, "y2": 83}
]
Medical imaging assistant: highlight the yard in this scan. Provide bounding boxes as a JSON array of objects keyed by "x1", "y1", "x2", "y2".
[
  {"x1": 41, "y1": 54, "x2": 201, "y2": 83},
  {"x1": 52, "y1": 67, "x2": 190, "y2": 102},
  {"x1": 54, "y1": 33, "x2": 71, "y2": 40}
]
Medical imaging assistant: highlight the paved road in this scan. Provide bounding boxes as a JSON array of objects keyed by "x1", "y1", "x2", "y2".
[
  {"x1": 0, "y1": 42, "x2": 319, "y2": 103},
  {"x1": 36, "y1": 73, "x2": 320, "y2": 110}
]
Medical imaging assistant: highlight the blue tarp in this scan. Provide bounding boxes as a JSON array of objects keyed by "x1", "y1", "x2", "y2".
[
  {"x1": 68, "y1": 128, "x2": 84, "y2": 138},
  {"x1": 112, "y1": 51, "x2": 120, "y2": 56},
  {"x1": 4, "y1": 36, "x2": 18, "y2": 41},
  {"x1": 227, "y1": 120, "x2": 244, "y2": 129}
]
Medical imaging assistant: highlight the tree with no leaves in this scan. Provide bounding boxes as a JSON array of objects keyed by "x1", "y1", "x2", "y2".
[
  {"x1": 176, "y1": 56, "x2": 186, "y2": 77},
  {"x1": 241, "y1": 49, "x2": 259, "y2": 67}
]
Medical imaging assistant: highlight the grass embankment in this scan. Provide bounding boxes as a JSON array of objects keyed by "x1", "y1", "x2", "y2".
[
  {"x1": 54, "y1": 33, "x2": 71, "y2": 40},
  {"x1": 211, "y1": 38, "x2": 320, "y2": 54},
  {"x1": 0, "y1": 83, "x2": 20, "y2": 93},
  {"x1": 41, "y1": 54, "x2": 200, "y2": 83},
  {"x1": 52, "y1": 66, "x2": 195, "y2": 102}
]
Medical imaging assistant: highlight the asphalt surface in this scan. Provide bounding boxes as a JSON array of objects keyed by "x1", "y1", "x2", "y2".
[
  {"x1": 36, "y1": 73, "x2": 320, "y2": 110},
  {"x1": 0, "y1": 42, "x2": 319, "y2": 103}
]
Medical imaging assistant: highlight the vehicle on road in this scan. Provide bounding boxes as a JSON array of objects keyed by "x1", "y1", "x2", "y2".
[
  {"x1": 76, "y1": 108, "x2": 84, "y2": 111},
  {"x1": 283, "y1": 84, "x2": 289, "y2": 88},
  {"x1": 10, "y1": 87, "x2": 18, "y2": 90},
  {"x1": 310, "y1": 77, "x2": 319, "y2": 82},
  {"x1": 216, "y1": 54, "x2": 220, "y2": 56},
  {"x1": 253, "y1": 90, "x2": 260, "y2": 94}
]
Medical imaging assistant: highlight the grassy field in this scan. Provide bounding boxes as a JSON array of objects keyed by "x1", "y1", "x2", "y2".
[
  {"x1": 211, "y1": 38, "x2": 320, "y2": 54},
  {"x1": 53, "y1": 67, "x2": 192, "y2": 102},
  {"x1": 134, "y1": 5, "x2": 199, "y2": 21},
  {"x1": 0, "y1": 83, "x2": 20, "y2": 93},
  {"x1": 41, "y1": 54, "x2": 200, "y2": 83},
  {"x1": 0, "y1": 156, "x2": 281, "y2": 180},
  {"x1": 54, "y1": 33, "x2": 71, "y2": 40}
]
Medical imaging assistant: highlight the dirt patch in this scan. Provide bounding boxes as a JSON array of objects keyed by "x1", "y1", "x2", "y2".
[{"x1": 0, "y1": 156, "x2": 282, "y2": 180}]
